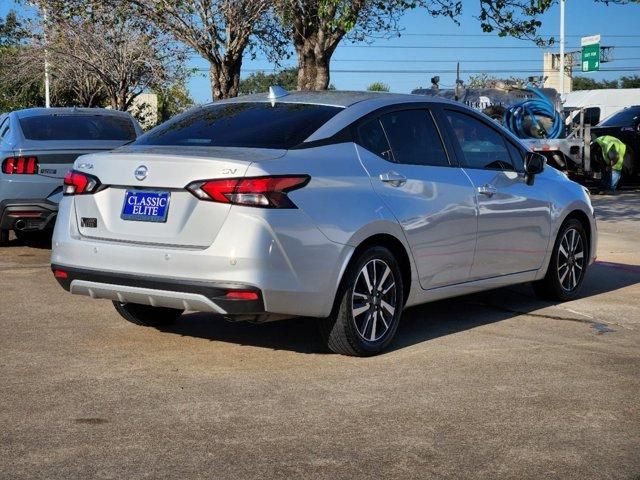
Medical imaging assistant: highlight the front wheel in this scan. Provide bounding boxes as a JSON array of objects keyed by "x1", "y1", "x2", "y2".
[
  {"x1": 533, "y1": 218, "x2": 589, "y2": 301},
  {"x1": 112, "y1": 301, "x2": 183, "y2": 328},
  {"x1": 320, "y1": 246, "x2": 404, "y2": 356}
]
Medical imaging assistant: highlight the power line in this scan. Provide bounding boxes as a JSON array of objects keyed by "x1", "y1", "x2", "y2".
[
  {"x1": 194, "y1": 67, "x2": 640, "y2": 74},
  {"x1": 339, "y1": 44, "x2": 640, "y2": 49},
  {"x1": 400, "y1": 33, "x2": 640, "y2": 38},
  {"x1": 328, "y1": 57, "x2": 640, "y2": 63}
]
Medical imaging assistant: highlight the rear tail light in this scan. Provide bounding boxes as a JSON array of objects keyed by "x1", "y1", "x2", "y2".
[
  {"x1": 2, "y1": 156, "x2": 38, "y2": 174},
  {"x1": 186, "y1": 175, "x2": 310, "y2": 208},
  {"x1": 63, "y1": 170, "x2": 102, "y2": 196}
]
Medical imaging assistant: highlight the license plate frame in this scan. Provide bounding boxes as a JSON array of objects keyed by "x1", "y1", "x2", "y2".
[{"x1": 121, "y1": 190, "x2": 171, "y2": 223}]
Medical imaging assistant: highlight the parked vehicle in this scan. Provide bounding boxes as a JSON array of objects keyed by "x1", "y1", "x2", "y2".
[
  {"x1": 51, "y1": 89, "x2": 597, "y2": 356},
  {"x1": 564, "y1": 88, "x2": 640, "y2": 127},
  {"x1": 0, "y1": 108, "x2": 142, "y2": 244},
  {"x1": 590, "y1": 105, "x2": 640, "y2": 179}
]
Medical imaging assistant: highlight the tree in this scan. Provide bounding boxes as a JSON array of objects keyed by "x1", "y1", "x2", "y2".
[
  {"x1": 275, "y1": 0, "x2": 634, "y2": 91},
  {"x1": 122, "y1": 0, "x2": 285, "y2": 100},
  {"x1": 620, "y1": 75, "x2": 640, "y2": 89},
  {"x1": 27, "y1": 2, "x2": 187, "y2": 110},
  {"x1": 367, "y1": 82, "x2": 389, "y2": 92},
  {"x1": 572, "y1": 77, "x2": 620, "y2": 90},
  {"x1": 239, "y1": 68, "x2": 298, "y2": 95},
  {"x1": 466, "y1": 73, "x2": 527, "y2": 89},
  {"x1": 156, "y1": 80, "x2": 194, "y2": 124},
  {"x1": 0, "y1": 11, "x2": 44, "y2": 111}
]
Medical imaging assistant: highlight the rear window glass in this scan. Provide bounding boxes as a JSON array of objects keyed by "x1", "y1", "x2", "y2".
[
  {"x1": 135, "y1": 102, "x2": 342, "y2": 149},
  {"x1": 599, "y1": 107, "x2": 640, "y2": 127},
  {"x1": 19, "y1": 114, "x2": 136, "y2": 141}
]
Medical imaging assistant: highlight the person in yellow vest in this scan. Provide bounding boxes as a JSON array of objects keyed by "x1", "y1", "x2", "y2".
[{"x1": 593, "y1": 135, "x2": 626, "y2": 194}]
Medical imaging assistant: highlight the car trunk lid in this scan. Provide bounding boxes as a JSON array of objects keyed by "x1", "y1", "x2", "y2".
[{"x1": 72, "y1": 146, "x2": 286, "y2": 248}]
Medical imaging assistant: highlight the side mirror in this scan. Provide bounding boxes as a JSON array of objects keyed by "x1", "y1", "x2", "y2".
[{"x1": 524, "y1": 152, "x2": 545, "y2": 186}]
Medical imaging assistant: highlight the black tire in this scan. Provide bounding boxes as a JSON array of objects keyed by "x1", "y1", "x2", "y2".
[
  {"x1": 112, "y1": 301, "x2": 183, "y2": 328},
  {"x1": 319, "y1": 246, "x2": 404, "y2": 356},
  {"x1": 0, "y1": 229, "x2": 8, "y2": 246},
  {"x1": 533, "y1": 218, "x2": 589, "y2": 301}
]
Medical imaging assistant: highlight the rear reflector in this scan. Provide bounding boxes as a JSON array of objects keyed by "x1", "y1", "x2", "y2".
[
  {"x1": 2, "y1": 156, "x2": 38, "y2": 174},
  {"x1": 52, "y1": 269, "x2": 68, "y2": 279},
  {"x1": 225, "y1": 290, "x2": 259, "y2": 301},
  {"x1": 63, "y1": 170, "x2": 102, "y2": 196},
  {"x1": 187, "y1": 175, "x2": 310, "y2": 208}
]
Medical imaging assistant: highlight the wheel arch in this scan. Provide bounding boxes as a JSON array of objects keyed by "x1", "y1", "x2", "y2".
[{"x1": 343, "y1": 233, "x2": 413, "y2": 305}]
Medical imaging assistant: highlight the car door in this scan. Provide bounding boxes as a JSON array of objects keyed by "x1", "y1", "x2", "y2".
[
  {"x1": 440, "y1": 108, "x2": 551, "y2": 280},
  {"x1": 354, "y1": 106, "x2": 478, "y2": 289}
]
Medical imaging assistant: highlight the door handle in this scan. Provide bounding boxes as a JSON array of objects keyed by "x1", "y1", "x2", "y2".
[
  {"x1": 477, "y1": 184, "x2": 497, "y2": 197},
  {"x1": 380, "y1": 171, "x2": 407, "y2": 187}
]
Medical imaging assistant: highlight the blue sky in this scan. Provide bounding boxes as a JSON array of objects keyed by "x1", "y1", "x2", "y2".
[{"x1": 3, "y1": 1, "x2": 639, "y2": 103}]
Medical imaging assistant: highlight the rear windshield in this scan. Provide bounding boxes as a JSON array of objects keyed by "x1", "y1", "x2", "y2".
[
  {"x1": 19, "y1": 114, "x2": 137, "y2": 141},
  {"x1": 135, "y1": 102, "x2": 342, "y2": 149},
  {"x1": 598, "y1": 107, "x2": 640, "y2": 127}
]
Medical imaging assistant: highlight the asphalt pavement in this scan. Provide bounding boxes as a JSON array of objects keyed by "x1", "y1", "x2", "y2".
[{"x1": 1, "y1": 192, "x2": 639, "y2": 480}]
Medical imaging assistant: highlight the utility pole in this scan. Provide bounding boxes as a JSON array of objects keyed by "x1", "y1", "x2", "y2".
[
  {"x1": 559, "y1": 0, "x2": 566, "y2": 97},
  {"x1": 43, "y1": 5, "x2": 51, "y2": 108}
]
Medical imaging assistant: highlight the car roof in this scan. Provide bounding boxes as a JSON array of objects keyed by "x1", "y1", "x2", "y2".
[
  {"x1": 218, "y1": 89, "x2": 460, "y2": 109},
  {"x1": 13, "y1": 107, "x2": 134, "y2": 119}
]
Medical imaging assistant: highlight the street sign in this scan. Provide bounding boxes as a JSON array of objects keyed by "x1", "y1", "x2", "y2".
[{"x1": 581, "y1": 35, "x2": 601, "y2": 72}]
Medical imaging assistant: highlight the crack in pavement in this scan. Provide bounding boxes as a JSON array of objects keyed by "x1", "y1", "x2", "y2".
[{"x1": 466, "y1": 301, "x2": 620, "y2": 334}]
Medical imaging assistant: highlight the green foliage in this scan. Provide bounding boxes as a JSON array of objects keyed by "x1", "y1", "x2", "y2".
[
  {"x1": 156, "y1": 81, "x2": 194, "y2": 123},
  {"x1": 0, "y1": 11, "x2": 44, "y2": 112},
  {"x1": 239, "y1": 68, "x2": 298, "y2": 95},
  {"x1": 367, "y1": 82, "x2": 390, "y2": 92},
  {"x1": 620, "y1": 75, "x2": 640, "y2": 89},
  {"x1": 573, "y1": 77, "x2": 626, "y2": 90}
]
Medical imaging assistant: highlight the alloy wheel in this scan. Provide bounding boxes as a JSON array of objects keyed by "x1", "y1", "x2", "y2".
[
  {"x1": 557, "y1": 227, "x2": 585, "y2": 292},
  {"x1": 351, "y1": 259, "x2": 397, "y2": 342}
]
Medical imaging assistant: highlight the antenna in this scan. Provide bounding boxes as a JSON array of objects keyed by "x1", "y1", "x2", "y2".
[{"x1": 268, "y1": 86, "x2": 289, "y2": 101}]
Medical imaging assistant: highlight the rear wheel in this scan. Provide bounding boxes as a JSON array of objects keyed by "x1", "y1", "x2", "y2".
[
  {"x1": 533, "y1": 218, "x2": 588, "y2": 301},
  {"x1": 112, "y1": 301, "x2": 183, "y2": 328},
  {"x1": 320, "y1": 246, "x2": 404, "y2": 356},
  {"x1": 0, "y1": 229, "x2": 8, "y2": 246}
]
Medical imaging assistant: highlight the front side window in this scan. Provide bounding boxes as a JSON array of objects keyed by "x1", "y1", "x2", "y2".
[
  {"x1": 19, "y1": 115, "x2": 136, "y2": 141},
  {"x1": 379, "y1": 110, "x2": 449, "y2": 166},
  {"x1": 136, "y1": 102, "x2": 342, "y2": 149},
  {"x1": 446, "y1": 110, "x2": 514, "y2": 171}
]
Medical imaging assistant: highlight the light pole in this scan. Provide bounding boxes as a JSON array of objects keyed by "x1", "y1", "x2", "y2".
[
  {"x1": 559, "y1": 0, "x2": 566, "y2": 97},
  {"x1": 42, "y1": 4, "x2": 51, "y2": 108}
]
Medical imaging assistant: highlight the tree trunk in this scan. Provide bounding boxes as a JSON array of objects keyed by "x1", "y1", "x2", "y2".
[
  {"x1": 209, "y1": 57, "x2": 242, "y2": 100},
  {"x1": 296, "y1": 42, "x2": 332, "y2": 91}
]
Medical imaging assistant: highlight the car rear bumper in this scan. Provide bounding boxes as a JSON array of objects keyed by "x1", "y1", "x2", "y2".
[
  {"x1": 0, "y1": 198, "x2": 58, "y2": 231},
  {"x1": 51, "y1": 264, "x2": 270, "y2": 320}
]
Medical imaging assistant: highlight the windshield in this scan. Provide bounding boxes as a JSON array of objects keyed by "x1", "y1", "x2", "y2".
[
  {"x1": 19, "y1": 114, "x2": 137, "y2": 141},
  {"x1": 135, "y1": 102, "x2": 342, "y2": 149},
  {"x1": 598, "y1": 107, "x2": 640, "y2": 127}
]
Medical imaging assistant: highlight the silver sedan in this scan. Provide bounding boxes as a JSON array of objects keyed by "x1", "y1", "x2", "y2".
[{"x1": 51, "y1": 90, "x2": 597, "y2": 356}]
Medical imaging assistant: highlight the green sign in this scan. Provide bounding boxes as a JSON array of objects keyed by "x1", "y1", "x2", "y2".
[{"x1": 581, "y1": 35, "x2": 601, "y2": 72}]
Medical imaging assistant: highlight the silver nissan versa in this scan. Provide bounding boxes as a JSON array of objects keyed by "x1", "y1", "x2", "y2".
[{"x1": 51, "y1": 89, "x2": 597, "y2": 356}]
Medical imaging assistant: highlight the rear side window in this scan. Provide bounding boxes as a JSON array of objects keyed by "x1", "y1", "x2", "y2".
[
  {"x1": 445, "y1": 110, "x2": 514, "y2": 171},
  {"x1": 380, "y1": 110, "x2": 449, "y2": 166},
  {"x1": 136, "y1": 103, "x2": 342, "y2": 149},
  {"x1": 356, "y1": 118, "x2": 394, "y2": 162},
  {"x1": 19, "y1": 115, "x2": 136, "y2": 141}
]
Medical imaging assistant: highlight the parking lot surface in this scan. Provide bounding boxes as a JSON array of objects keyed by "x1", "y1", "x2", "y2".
[{"x1": 1, "y1": 193, "x2": 639, "y2": 480}]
